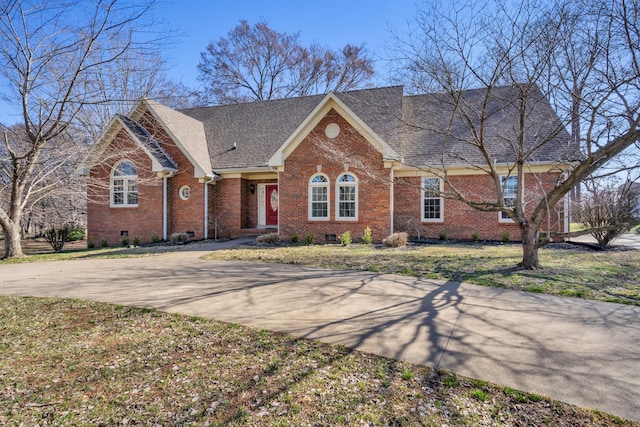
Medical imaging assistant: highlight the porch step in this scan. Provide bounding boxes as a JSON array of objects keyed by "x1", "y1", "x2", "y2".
[{"x1": 240, "y1": 228, "x2": 277, "y2": 239}]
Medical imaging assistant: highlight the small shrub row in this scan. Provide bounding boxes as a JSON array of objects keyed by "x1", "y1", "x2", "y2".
[
  {"x1": 121, "y1": 236, "x2": 141, "y2": 246},
  {"x1": 170, "y1": 232, "x2": 189, "y2": 244},
  {"x1": 340, "y1": 231, "x2": 352, "y2": 246},
  {"x1": 305, "y1": 232, "x2": 315, "y2": 245},
  {"x1": 256, "y1": 232, "x2": 280, "y2": 245},
  {"x1": 291, "y1": 226, "x2": 374, "y2": 245},
  {"x1": 362, "y1": 226, "x2": 373, "y2": 244},
  {"x1": 383, "y1": 232, "x2": 408, "y2": 248}
]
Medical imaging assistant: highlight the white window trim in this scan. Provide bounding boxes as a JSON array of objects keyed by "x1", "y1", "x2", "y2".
[
  {"x1": 308, "y1": 173, "x2": 330, "y2": 221},
  {"x1": 421, "y1": 177, "x2": 444, "y2": 222},
  {"x1": 336, "y1": 172, "x2": 358, "y2": 221},
  {"x1": 499, "y1": 175, "x2": 518, "y2": 223},
  {"x1": 110, "y1": 160, "x2": 138, "y2": 208}
]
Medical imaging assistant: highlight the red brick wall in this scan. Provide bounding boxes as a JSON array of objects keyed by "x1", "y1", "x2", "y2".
[
  {"x1": 279, "y1": 109, "x2": 392, "y2": 243},
  {"x1": 87, "y1": 128, "x2": 164, "y2": 246},
  {"x1": 88, "y1": 108, "x2": 567, "y2": 246},
  {"x1": 393, "y1": 172, "x2": 566, "y2": 241},
  {"x1": 139, "y1": 112, "x2": 205, "y2": 240},
  {"x1": 87, "y1": 112, "x2": 208, "y2": 246},
  {"x1": 208, "y1": 178, "x2": 278, "y2": 238},
  {"x1": 208, "y1": 178, "x2": 241, "y2": 238}
]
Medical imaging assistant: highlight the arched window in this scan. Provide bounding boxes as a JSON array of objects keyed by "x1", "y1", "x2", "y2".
[
  {"x1": 111, "y1": 160, "x2": 138, "y2": 207},
  {"x1": 336, "y1": 172, "x2": 358, "y2": 220},
  {"x1": 308, "y1": 173, "x2": 329, "y2": 220}
]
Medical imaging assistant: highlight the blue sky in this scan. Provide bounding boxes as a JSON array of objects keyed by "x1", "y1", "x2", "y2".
[
  {"x1": 154, "y1": 0, "x2": 417, "y2": 88},
  {"x1": 0, "y1": 0, "x2": 418, "y2": 125}
]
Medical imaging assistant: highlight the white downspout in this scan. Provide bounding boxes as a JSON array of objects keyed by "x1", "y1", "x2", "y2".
[
  {"x1": 204, "y1": 182, "x2": 208, "y2": 240},
  {"x1": 277, "y1": 170, "x2": 280, "y2": 235},
  {"x1": 203, "y1": 175, "x2": 216, "y2": 240},
  {"x1": 161, "y1": 171, "x2": 176, "y2": 241},
  {"x1": 390, "y1": 165, "x2": 395, "y2": 235},
  {"x1": 163, "y1": 176, "x2": 168, "y2": 241},
  {"x1": 564, "y1": 173, "x2": 570, "y2": 240}
]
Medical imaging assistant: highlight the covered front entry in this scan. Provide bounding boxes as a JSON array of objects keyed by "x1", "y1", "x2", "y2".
[{"x1": 258, "y1": 183, "x2": 278, "y2": 227}]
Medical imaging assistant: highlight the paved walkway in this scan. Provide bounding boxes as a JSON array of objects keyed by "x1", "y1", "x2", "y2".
[{"x1": 1, "y1": 239, "x2": 638, "y2": 421}]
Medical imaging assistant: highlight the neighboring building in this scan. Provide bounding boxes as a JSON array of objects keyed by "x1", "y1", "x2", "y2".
[
  {"x1": 79, "y1": 85, "x2": 578, "y2": 246},
  {"x1": 620, "y1": 181, "x2": 640, "y2": 215}
]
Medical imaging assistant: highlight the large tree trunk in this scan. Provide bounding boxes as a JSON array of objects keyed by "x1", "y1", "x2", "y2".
[
  {"x1": 520, "y1": 224, "x2": 541, "y2": 270},
  {"x1": 2, "y1": 221, "x2": 24, "y2": 259}
]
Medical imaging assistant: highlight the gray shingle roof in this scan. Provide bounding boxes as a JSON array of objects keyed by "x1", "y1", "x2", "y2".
[
  {"x1": 179, "y1": 86, "x2": 407, "y2": 170},
  {"x1": 117, "y1": 114, "x2": 178, "y2": 170},
  {"x1": 180, "y1": 94, "x2": 324, "y2": 170},
  {"x1": 401, "y1": 85, "x2": 578, "y2": 168},
  {"x1": 175, "y1": 85, "x2": 576, "y2": 172},
  {"x1": 144, "y1": 100, "x2": 212, "y2": 178}
]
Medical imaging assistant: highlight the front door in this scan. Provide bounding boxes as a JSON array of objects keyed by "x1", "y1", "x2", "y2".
[{"x1": 265, "y1": 184, "x2": 279, "y2": 226}]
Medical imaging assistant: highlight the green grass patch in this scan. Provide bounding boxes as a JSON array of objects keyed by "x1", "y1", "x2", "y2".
[{"x1": 471, "y1": 389, "x2": 489, "y2": 402}]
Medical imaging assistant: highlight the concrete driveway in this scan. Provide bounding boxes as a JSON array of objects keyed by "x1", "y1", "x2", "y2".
[{"x1": 1, "y1": 243, "x2": 639, "y2": 421}]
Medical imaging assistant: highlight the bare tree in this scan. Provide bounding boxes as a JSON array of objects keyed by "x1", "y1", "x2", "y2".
[
  {"x1": 1, "y1": 124, "x2": 85, "y2": 237},
  {"x1": 389, "y1": 0, "x2": 640, "y2": 269},
  {"x1": 0, "y1": 0, "x2": 175, "y2": 259},
  {"x1": 197, "y1": 20, "x2": 375, "y2": 104},
  {"x1": 574, "y1": 180, "x2": 639, "y2": 247}
]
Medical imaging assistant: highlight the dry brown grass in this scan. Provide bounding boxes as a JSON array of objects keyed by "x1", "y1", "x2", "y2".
[
  {"x1": 1, "y1": 297, "x2": 634, "y2": 426},
  {"x1": 204, "y1": 242, "x2": 640, "y2": 305}
]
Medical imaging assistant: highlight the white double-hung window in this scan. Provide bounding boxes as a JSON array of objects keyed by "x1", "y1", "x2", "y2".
[
  {"x1": 309, "y1": 174, "x2": 330, "y2": 220},
  {"x1": 336, "y1": 172, "x2": 358, "y2": 220},
  {"x1": 111, "y1": 160, "x2": 138, "y2": 207},
  {"x1": 500, "y1": 175, "x2": 518, "y2": 221},
  {"x1": 422, "y1": 177, "x2": 443, "y2": 221}
]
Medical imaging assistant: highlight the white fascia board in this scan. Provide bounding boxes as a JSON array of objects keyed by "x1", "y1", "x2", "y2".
[{"x1": 393, "y1": 161, "x2": 574, "y2": 177}]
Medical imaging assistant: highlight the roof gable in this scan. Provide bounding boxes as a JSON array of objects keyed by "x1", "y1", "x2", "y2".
[
  {"x1": 133, "y1": 99, "x2": 213, "y2": 179},
  {"x1": 82, "y1": 85, "x2": 575, "y2": 178},
  {"x1": 180, "y1": 94, "x2": 325, "y2": 171},
  {"x1": 78, "y1": 113, "x2": 178, "y2": 176},
  {"x1": 268, "y1": 92, "x2": 401, "y2": 169},
  {"x1": 179, "y1": 86, "x2": 406, "y2": 172},
  {"x1": 116, "y1": 114, "x2": 178, "y2": 171}
]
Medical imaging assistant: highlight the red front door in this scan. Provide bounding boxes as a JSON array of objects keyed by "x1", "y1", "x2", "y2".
[{"x1": 266, "y1": 184, "x2": 278, "y2": 226}]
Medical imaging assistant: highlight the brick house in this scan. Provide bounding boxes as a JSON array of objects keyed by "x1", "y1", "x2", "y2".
[{"x1": 80, "y1": 85, "x2": 578, "y2": 246}]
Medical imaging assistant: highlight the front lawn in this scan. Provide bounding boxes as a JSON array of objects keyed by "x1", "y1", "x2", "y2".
[
  {"x1": 204, "y1": 242, "x2": 640, "y2": 305},
  {"x1": 0, "y1": 237, "x2": 181, "y2": 262},
  {"x1": 0, "y1": 296, "x2": 633, "y2": 426}
]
